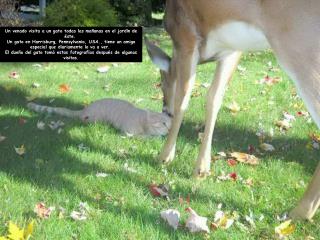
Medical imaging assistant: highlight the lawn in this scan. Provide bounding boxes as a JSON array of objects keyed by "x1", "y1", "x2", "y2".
[{"x1": 0, "y1": 27, "x2": 319, "y2": 239}]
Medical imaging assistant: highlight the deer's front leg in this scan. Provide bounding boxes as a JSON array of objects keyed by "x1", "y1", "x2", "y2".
[
  {"x1": 159, "y1": 48, "x2": 199, "y2": 163},
  {"x1": 194, "y1": 52, "x2": 242, "y2": 178}
]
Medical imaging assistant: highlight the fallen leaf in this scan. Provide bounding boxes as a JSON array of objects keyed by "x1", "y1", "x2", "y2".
[
  {"x1": 244, "y1": 177, "x2": 254, "y2": 187},
  {"x1": 31, "y1": 83, "x2": 40, "y2": 88},
  {"x1": 149, "y1": 183, "x2": 169, "y2": 199},
  {"x1": 297, "y1": 111, "x2": 309, "y2": 117},
  {"x1": 97, "y1": 65, "x2": 110, "y2": 73},
  {"x1": 151, "y1": 93, "x2": 163, "y2": 101},
  {"x1": 37, "y1": 121, "x2": 45, "y2": 130},
  {"x1": 229, "y1": 172, "x2": 237, "y2": 181},
  {"x1": 227, "y1": 159, "x2": 237, "y2": 166},
  {"x1": 230, "y1": 152, "x2": 259, "y2": 165},
  {"x1": 276, "y1": 120, "x2": 291, "y2": 131},
  {"x1": 283, "y1": 112, "x2": 295, "y2": 122},
  {"x1": 160, "y1": 209, "x2": 180, "y2": 230},
  {"x1": 70, "y1": 211, "x2": 87, "y2": 221},
  {"x1": 217, "y1": 152, "x2": 227, "y2": 158},
  {"x1": 96, "y1": 172, "x2": 109, "y2": 178},
  {"x1": 14, "y1": 145, "x2": 26, "y2": 156},
  {"x1": 275, "y1": 220, "x2": 295, "y2": 239},
  {"x1": 19, "y1": 118, "x2": 27, "y2": 125},
  {"x1": 153, "y1": 82, "x2": 161, "y2": 89},
  {"x1": 213, "y1": 210, "x2": 234, "y2": 229},
  {"x1": 201, "y1": 82, "x2": 210, "y2": 88},
  {"x1": 70, "y1": 202, "x2": 89, "y2": 221},
  {"x1": 34, "y1": 202, "x2": 55, "y2": 219},
  {"x1": 59, "y1": 84, "x2": 71, "y2": 93},
  {"x1": 228, "y1": 101, "x2": 240, "y2": 114},
  {"x1": 48, "y1": 120, "x2": 64, "y2": 130},
  {"x1": 260, "y1": 143, "x2": 275, "y2": 152},
  {"x1": 259, "y1": 75, "x2": 281, "y2": 85},
  {"x1": 9, "y1": 71, "x2": 19, "y2": 79},
  {"x1": 123, "y1": 163, "x2": 137, "y2": 173},
  {"x1": 191, "y1": 90, "x2": 201, "y2": 98},
  {"x1": 0, "y1": 135, "x2": 6, "y2": 143},
  {"x1": 185, "y1": 208, "x2": 210, "y2": 233}
]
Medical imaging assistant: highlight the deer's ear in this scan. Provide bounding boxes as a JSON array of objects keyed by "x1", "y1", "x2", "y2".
[{"x1": 145, "y1": 36, "x2": 171, "y2": 72}]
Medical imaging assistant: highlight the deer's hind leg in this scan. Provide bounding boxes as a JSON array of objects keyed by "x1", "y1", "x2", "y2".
[{"x1": 269, "y1": 30, "x2": 320, "y2": 220}]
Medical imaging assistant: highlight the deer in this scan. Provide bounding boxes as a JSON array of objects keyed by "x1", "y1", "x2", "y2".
[{"x1": 145, "y1": 0, "x2": 320, "y2": 220}]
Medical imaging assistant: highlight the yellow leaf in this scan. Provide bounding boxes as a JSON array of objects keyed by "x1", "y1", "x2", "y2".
[
  {"x1": 228, "y1": 101, "x2": 240, "y2": 114},
  {"x1": 0, "y1": 236, "x2": 9, "y2": 240},
  {"x1": 7, "y1": 221, "x2": 24, "y2": 240},
  {"x1": 275, "y1": 220, "x2": 295, "y2": 238},
  {"x1": 24, "y1": 221, "x2": 34, "y2": 240}
]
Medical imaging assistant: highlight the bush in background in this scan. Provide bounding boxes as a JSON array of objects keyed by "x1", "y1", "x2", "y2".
[
  {"x1": 109, "y1": 0, "x2": 165, "y2": 26},
  {"x1": 44, "y1": 0, "x2": 118, "y2": 27}
]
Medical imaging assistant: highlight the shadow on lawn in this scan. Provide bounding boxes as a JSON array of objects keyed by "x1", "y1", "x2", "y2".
[{"x1": 0, "y1": 85, "x2": 319, "y2": 234}]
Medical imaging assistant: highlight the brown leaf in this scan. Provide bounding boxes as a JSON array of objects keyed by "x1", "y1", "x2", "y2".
[
  {"x1": 59, "y1": 84, "x2": 71, "y2": 93},
  {"x1": 34, "y1": 202, "x2": 55, "y2": 219}
]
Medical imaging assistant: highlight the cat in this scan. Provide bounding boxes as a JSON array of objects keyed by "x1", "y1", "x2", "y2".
[{"x1": 27, "y1": 98, "x2": 171, "y2": 136}]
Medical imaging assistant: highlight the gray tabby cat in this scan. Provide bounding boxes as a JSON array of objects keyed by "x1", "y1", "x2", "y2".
[{"x1": 27, "y1": 98, "x2": 171, "y2": 136}]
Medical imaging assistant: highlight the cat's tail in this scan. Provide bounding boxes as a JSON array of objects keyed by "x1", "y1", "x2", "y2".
[{"x1": 27, "y1": 102, "x2": 82, "y2": 118}]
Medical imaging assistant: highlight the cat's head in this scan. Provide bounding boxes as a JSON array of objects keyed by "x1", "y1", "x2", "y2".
[{"x1": 145, "y1": 112, "x2": 172, "y2": 136}]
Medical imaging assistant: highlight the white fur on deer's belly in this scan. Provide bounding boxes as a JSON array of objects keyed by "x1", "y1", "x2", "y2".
[{"x1": 201, "y1": 21, "x2": 270, "y2": 60}]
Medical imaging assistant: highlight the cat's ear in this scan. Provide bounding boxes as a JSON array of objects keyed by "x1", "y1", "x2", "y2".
[{"x1": 145, "y1": 36, "x2": 171, "y2": 73}]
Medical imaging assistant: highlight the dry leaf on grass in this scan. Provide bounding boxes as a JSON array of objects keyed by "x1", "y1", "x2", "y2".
[
  {"x1": 160, "y1": 209, "x2": 180, "y2": 230},
  {"x1": 283, "y1": 112, "x2": 295, "y2": 122},
  {"x1": 0, "y1": 135, "x2": 6, "y2": 143},
  {"x1": 229, "y1": 152, "x2": 259, "y2": 165},
  {"x1": 70, "y1": 202, "x2": 90, "y2": 221},
  {"x1": 228, "y1": 101, "x2": 240, "y2": 114},
  {"x1": 212, "y1": 210, "x2": 234, "y2": 230},
  {"x1": 48, "y1": 120, "x2": 65, "y2": 130},
  {"x1": 123, "y1": 163, "x2": 138, "y2": 173},
  {"x1": 276, "y1": 120, "x2": 291, "y2": 131},
  {"x1": 260, "y1": 143, "x2": 275, "y2": 152},
  {"x1": 259, "y1": 75, "x2": 281, "y2": 85},
  {"x1": 34, "y1": 202, "x2": 55, "y2": 219},
  {"x1": 275, "y1": 220, "x2": 295, "y2": 239},
  {"x1": 185, "y1": 208, "x2": 210, "y2": 233},
  {"x1": 37, "y1": 121, "x2": 45, "y2": 130},
  {"x1": 14, "y1": 145, "x2": 26, "y2": 156},
  {"x1": 31, "y1": 83, "x2": 40, "y2": 88},
  {"x1": 59, "y1": 84, "x2": 71, "y2": 93},
  {"x1": 97, "y1": 65, "x2": 110, "y2": 73},
  {"x1": 70, "y1": 211, "x2": 87, "y2": 221},
  {"x1": 149, "y1": 183, "x2": 169, "y2": 199},
  {"x1": 9, "y1": 71, "x2": 20, "y2": 79},
  {"x1": 227, "y1": 159, "x2": 237, "y2": 166},
  {"x1": 151, "y1": 93, "x2": 163, "y2": 101},
  {"x1": 96, "y1": 172, "x2": 109, "y2": 178},
  {"x1": 19, "y1": 118, "x2": 27, "y2": 125}
]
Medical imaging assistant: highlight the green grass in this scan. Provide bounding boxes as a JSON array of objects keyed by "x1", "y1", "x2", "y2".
[{"x1": 0, "y1": 27, "x2": 319, "y2": 239}]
